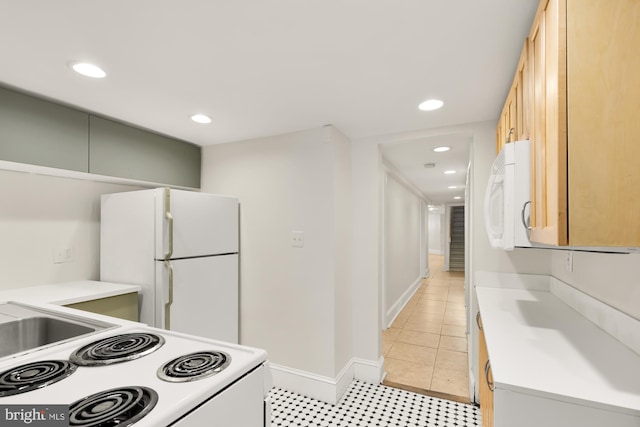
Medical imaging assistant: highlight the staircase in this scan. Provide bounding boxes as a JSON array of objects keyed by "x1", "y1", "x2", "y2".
[{"x1": 449, "y1": 206, "x2": 465, "y2": 271}]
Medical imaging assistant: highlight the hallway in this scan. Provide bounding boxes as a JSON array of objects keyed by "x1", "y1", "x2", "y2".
[{"x1": 382, "y1": 254, "x2": 469, "y2": 403}]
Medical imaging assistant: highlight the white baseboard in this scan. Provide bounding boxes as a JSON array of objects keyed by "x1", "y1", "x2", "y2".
[
  {"x1": 270, "y1": 357, "x2": 385, "y2": 405},
  {"x1": 385, "y1": 277, "x2": 422, "y2": 328},
  {"x1": 428, "y1": 249, "x2": 443, "y2": 254},
  {"x1": 353, "y1": 356, "x2": 385, "y2": 384}
]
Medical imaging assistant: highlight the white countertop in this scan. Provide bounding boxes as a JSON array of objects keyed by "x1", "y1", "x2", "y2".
[
  {"x1": 476, "y1": 285, "x2": 640, "y2": 416},
  {"x1": 0, "y1": 280, "x2": 141, "y2": 306}
]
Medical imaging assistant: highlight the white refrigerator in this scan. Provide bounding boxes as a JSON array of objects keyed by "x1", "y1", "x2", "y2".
[{"x1": 100, "y1": 188, "x2": 239, "y2": 343}]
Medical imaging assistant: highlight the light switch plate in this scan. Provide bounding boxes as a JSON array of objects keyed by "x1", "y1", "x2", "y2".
[
  {"x1": 291, "y1": 231, "x2": 304, "y2": 248},
  {"x1": 54, "y1": 247, "x2": 74, "y2": 264}
]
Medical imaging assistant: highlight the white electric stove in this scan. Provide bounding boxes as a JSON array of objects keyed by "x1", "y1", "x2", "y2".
[{"x1": 0, "y1": 310, "x2": 272, "y2": 426}]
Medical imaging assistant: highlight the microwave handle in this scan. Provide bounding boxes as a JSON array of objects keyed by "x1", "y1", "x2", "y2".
[{"x1": 521, "y1": 201, "x2": 532, "y2": 231}]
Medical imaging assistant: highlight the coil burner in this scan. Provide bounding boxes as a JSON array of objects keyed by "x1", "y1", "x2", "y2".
[
  {"x1": 0, "y1": 360, "x2": 77, "y2": 397},
  {"x1": 69, "y1": 386, "x2": 158, "y2": 427},
  {"x1": 157, "y1": 351, "x2": 231, "y2": 382},
  {"x1": 70, "y1": 333, "x2": 165, "y2": 366}
]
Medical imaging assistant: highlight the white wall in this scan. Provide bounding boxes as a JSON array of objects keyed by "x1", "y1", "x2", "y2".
[
  {"x1": 331, "y1": 128, "x2": 353, "y2": 375},
  {"x1": 383, "y1": 171, "x2": 425, "y2": 327},
  {"x1": 551, "y1": 251, "x2": 640, "y2": 320},
  {"x1": 350, "y1": 138, "x2": 382, "y2": 367},
  {"x1": 428, "y1": 212, "x2": 442, "y2": 254},
  {"x1": 0, "y1": 169, "x2": 145, "y2": 290},
  {"x1": 200, "y1": 126, "x2": 352, "y2": 380}
]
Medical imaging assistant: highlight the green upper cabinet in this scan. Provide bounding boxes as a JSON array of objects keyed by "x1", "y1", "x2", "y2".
[
  {"x1": 0, "y1": 86, "x2": 89, "y2": 172},
  {"x1": 0, "y1": 86, "x2": 201, "y2": 188},
  {"x1": 89, "y1": 116, "x2": 201, "y2": 188}
]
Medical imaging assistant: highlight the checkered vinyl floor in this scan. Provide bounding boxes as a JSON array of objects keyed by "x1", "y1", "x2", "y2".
[{"x1": 269, "y1": 380, "x2": 481, "y2": 426}]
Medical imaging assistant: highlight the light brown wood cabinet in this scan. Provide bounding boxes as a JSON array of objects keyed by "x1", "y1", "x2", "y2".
[
  {"x1": 477, "y1": 313, "x2": 494, "y2": 427},
  {"x1": 496, "y1": 40, "x2": 530, "y2": 154},
  {"x1": 500, "y1": 0, "x2": 640, "y2": 247}
]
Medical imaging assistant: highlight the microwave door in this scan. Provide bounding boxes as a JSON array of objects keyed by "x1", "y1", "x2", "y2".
[{"x1": 484, "y1": 173, "x2": 507, "y2": 248}]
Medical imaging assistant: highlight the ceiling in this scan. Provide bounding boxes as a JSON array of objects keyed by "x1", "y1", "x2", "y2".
[
  {"x1": 0, "y1": 0, "x2": 538, "y2": 203},
  {"x1": 383, "y1": 133, "x2": 472, "y2": 205}
]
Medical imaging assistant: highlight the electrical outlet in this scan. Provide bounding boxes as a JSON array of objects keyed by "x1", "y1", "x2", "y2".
[
  {"x1": 291, "y1": 231, "x2": 304, "y2": 248},
  {"x1": 565, "y1": 251, "x2": 573, "y2": 272},
  {"x1": 53, "y1": 247, "x2": 74, "y2": 264}
]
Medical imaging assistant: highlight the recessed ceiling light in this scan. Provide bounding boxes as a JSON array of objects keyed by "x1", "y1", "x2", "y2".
[
  {"x1": 418, "y1": 99, "x2": 444, "y2": 111},
  {"x1": 71, "y1": 62, "x2": 106, "y2": 78},
  {"x1": 444, "y1": 170, "x2": 456, "y2": 174},
  {"x1": 454, "y1": 196, "x2": 462, "y2": 200},
  {"x1": 448, "y1": 186, "x2": 457, "y2": 189},
  {"x1": 433, "y1": 146, "x2": 450, "y2": 152},
  {"x1": 190, "y1": 114, "x2": 212, "y2": 124}
]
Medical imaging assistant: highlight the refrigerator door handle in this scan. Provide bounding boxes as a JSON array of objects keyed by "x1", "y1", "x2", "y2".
[
  {"x1": 164, "y1": 259, "x2": 174, "y2": 330},
  {"x1": 164, "y1": 188, "x2": 174, "y2": 260}
]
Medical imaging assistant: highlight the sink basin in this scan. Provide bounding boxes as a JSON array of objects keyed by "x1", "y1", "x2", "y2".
[
  {"x1": 0, "y1": 317, "x2": 98, "y2": 358},
  {"x1": 0, "y1": 301, "x2": 117, "y2": 359}
]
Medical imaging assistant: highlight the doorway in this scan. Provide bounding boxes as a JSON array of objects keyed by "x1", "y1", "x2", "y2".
[
  {"x1": 449, "y1": 205, "x2": 465, "y2": 272},
  {"x1": 381, "y1": 253, "x2": 469, "y2": 403}
]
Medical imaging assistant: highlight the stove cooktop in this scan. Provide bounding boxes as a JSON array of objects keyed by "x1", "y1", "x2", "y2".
[{"x1": 0, "y1": 325, "x2": 268, "y2": 426}]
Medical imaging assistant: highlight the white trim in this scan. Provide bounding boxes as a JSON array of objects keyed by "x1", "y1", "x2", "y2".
[
  {"x1": 428, "y1": 249, "x2": 443, "y2": 254},
  {"x1": 0, "y1": 160, "x2": 198, "y2": 191},
  {"x1": 384, "y1": 276, "x2": 422, "y2": 328},
  {"x1": 270, "y1": 357, "x2": 385, "y2": 405},
  {"x1": 270, "y1": 363, "x2": 340, "y2": 404},
  {"x1": 353, "y1": 356, "x2": 385, "y2": 384},
  {"x1": 335, "y1": 359, "x2": 356, "y2": 402}
]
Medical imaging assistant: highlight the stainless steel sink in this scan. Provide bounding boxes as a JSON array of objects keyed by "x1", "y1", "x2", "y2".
[{"x1": 0, "y1": 301, "x2": 117, "y2": 359}]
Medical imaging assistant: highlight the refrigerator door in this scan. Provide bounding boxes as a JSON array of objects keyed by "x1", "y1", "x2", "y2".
[
  {"x1": 156, "y1": 254, "x2": 239, "y2": 343},
  {"x1": 155, "y1": 189, "x2": 238, "y2": 260},
  {"x1": 101, "y1": 190, "x2": 156, "y2": 325}
]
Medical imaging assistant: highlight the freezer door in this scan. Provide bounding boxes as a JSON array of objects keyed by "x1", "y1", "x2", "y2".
[
  {"x1": 155, "y1": 189, "x2": 238, "y2": 259},
  {"x1": 156, "y1": 255, "x2": 238, "y2": 343}
]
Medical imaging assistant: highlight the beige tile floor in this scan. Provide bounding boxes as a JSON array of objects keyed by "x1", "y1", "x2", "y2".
[{"x1": 382, "y1": 254, "x2": 470, "y2": 403}]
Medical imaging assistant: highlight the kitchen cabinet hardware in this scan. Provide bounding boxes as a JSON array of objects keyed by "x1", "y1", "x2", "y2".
[
  {"x1": 484, "y1": 359, "x2": 495, "y2": 392},
  {"x1": 506, "y1": 127, "x2": 515, "y2": 144},
  {"x1": 476, "y1": 311, "x2": 483, "y2": 330}
]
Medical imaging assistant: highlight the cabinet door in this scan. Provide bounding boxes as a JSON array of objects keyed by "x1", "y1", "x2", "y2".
[
  {"x1": 496, "y1": 92, "x2": 515, "y2": 154},
  {"x1": 89, "y1": 116, "x2": 201, "y2": 188},
  {"x1": 566, "y1": 0, "x2": 640, "y2": 247},
  {"x1": 477, "y1": 313, "x2": 494, "y2": 427},
  {"x1": 0, "y1": 86, "x2": 89, "y2": 171},
  {"x1": 65, "y1": 293, "x2": 138, "y2": 322},
  {"x1": 497, "y1": 39, "x2": 529, "y2": 155},
  {"x1": 514, "y1": 39, "x2": 531, "y2": 141},
  {"x1": 528, "y1": 0, "x2": 568, "y2": 246}
]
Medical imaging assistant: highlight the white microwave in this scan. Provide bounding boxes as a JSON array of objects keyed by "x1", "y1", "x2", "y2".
[{"x1": 484, "y1": 140, "x2": 532, "y2": 250}]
